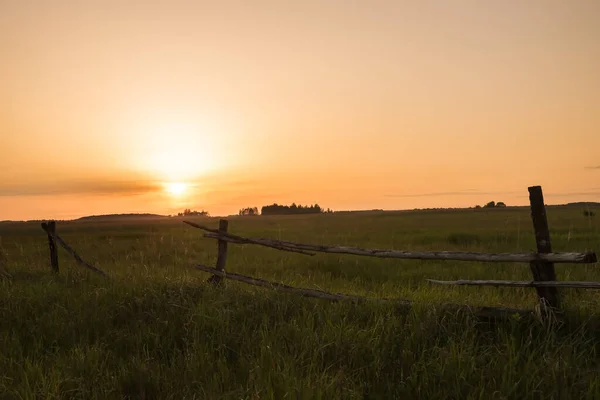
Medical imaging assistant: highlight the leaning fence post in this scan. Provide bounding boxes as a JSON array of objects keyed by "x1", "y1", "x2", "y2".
[
  {"x1": 41, "y1": 220, "x2": 59, "y2": 273},
  {"x1": 528, "y1": 186, "x2": 560, "y2": 312},
  {"x1": 208, "y1": 219, "x2": 229, "y2": 285}
]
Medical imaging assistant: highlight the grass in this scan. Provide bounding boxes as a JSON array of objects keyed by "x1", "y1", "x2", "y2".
[{"x1": 0, "y1": 206, "x2": 599, "y2": 399}]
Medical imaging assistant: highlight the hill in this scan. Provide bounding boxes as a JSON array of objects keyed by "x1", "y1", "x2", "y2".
[
  {"x1": 75, "y1": 213, "x2": 168, "y2": 222},
  {"x1": 564, "y1": 202, "x2": 600, "y2": 207}
]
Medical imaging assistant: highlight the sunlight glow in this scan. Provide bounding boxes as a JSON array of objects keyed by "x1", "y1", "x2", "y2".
[
  {"x1": 163, "y1": 182, "x2": 189, "y2": 197},
  {"x1": 129, "y1": 118, "x2": 220, "y2": 181}
]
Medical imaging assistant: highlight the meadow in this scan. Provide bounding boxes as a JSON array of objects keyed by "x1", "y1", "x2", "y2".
[{"x1": 0, "y1": 206, "x2": 599, "y2": 399}]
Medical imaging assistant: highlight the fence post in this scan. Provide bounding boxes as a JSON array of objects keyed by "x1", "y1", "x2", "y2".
[
  {"x1": 42, "y1": 220, "x2": 59, "y2": 273},
  {"x1": 528, "y1": 186, "x2": 560, "y2": 312},
  {"x1": 208, "y1": 219, "x2": 229, "y2": 285}
]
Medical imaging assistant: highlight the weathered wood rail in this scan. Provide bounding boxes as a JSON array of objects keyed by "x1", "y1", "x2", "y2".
[
  {"x1": 40, "y1": 222, "x2": 109, "y2": 278},
  {"x1": 184, "y1": 186, "x2": 597, "y2": 320},
  {"x1": 198, "y1": 231, "x2": 594, "y2": 264},
  {"x1": 427, "y1": 279, "x2": 600, "y2": 289},
  {"x1": 193, "y1": 264, "x2": 532, "y2": 319}
]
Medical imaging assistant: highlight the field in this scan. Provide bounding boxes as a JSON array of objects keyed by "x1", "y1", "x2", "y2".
[{"x1": 0, "y1": 206, "x2": 599, "y2": 399}]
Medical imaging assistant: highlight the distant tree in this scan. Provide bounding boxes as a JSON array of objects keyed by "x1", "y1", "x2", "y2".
[
  {"x1": 239, "y1": 207, "x2": 259, "y2": 216},
  {"x1": 475, "y1": 205, "x2": 482, "y2": 209},
  {"x1": 261, "y1": 203, "x2": 324, "y2": 215},
  {"x1": 178, "y1": 209, "x2": 209, "y2": 217},
  {"x1": 483, "y1": 201, "x2": 496, "y2": 208},
  {"x1": 496, "y1": 202, "x2": 507, "y2": 208}
]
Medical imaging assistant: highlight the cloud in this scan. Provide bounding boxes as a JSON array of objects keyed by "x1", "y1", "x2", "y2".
[
  {"x1": 544, "y1": 191, "x2": 600, "y2": 197},
  {"x1": 0, "y1": 173, "x2": 271, "y2": 198},
  {"x1": 0, "y1": 179, "x2": 161, "y2": 197},
  {"x1": 508, "y1": 188, "x2": 600, "y2": 199},
  {"x1": 384, "y1": 189, "x2": 521, "y2": 198},
  {"x1": 585, "y1": 166, "x2": 600, "y2": 170}
]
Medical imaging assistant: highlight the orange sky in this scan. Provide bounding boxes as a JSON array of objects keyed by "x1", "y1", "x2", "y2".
[{"x1": 1, "y1": 0, "x2": 599, "y2": 220}]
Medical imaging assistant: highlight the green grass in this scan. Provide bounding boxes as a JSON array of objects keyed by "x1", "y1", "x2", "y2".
[{"x1": 0, "y1": 207, "x2": 599, "y2": 399}]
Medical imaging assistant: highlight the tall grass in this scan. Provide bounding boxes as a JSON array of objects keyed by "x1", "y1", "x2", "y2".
[{"x1": 0, "y1": 207, "x2": 599, "y2": 399}]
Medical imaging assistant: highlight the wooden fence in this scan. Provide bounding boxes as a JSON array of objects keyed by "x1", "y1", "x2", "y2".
[{"x1": 40, "y1": 186, "x2": 598, "y2": 320}]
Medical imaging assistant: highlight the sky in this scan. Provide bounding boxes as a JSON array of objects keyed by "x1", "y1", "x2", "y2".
[{"x1": 1, "y1": 0, "x2": 599, "y2": 220}]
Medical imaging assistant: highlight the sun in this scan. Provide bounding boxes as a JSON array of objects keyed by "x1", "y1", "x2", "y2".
[{"x1": 163, "y1": 182, "x2": 189, "y2": 197}]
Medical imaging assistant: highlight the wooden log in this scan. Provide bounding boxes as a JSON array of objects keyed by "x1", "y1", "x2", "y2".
[
  {"x1": 184, "y1": 220, "x2": 315, "y2": 255},
  {"x1": 200, "y1": 232, "x2": 596, "y2": 264},
  {"x1": 191, "y1": 264, "x2": 532, "y2": 319},
  {"x1": 195, "y1": 263, "x2": 372, "y2": 302},
  {"x1": 202, "y1": 232, "x2": 316, "y2": 255},
  {"x1": 528, "y1": 186, "x2": 560, "y2": 310},
  {"x1": 41, "y1": 224, "x2": 109, "y2": 278},
  {"x1": 427, "y1": 279, "x2": 600, "y2": 289},
  {"x1": 41, "y1": 221, "x2": 59, "y2": 273}
]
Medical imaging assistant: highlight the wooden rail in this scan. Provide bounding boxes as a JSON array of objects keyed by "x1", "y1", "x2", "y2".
[
  {"x1": 192, "y1": 264, "x2": 531, "y2": 319},
  {"x1": 427, "y1": 279, "x2": 600, "y2": 289},
  {"x1": 190, "y1": 229, "x2": 596, "y2": 264},
  {"x1": 184, "y1": 221, "x2": 315, "y2": 255}
]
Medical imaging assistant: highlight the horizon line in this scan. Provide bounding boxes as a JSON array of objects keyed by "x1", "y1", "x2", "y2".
[{"x1": 2, "y1": 201, "x2": 599, "y2": 224}]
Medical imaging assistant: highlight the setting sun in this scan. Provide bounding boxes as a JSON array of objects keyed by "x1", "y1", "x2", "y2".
[{"x1": 163, "y1": 182, "x2": 189, "y2": 197}]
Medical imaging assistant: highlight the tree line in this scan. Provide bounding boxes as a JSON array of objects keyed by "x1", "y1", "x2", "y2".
[
  {"x1": 475, "y1": 201, "x2": 507, "y2": 209},
  {"x1": 238, "y1": 207, "x2": 259, "y2": 216},
  {"x1": 238, "y1": 203, "x2": 333, "y2": 216},
  {"x1": 262, "y1": 203, "x2": 324, "y2": 215},
  {"x1": 177, "y1": 209, "x2": 210, "y2": 217}
]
